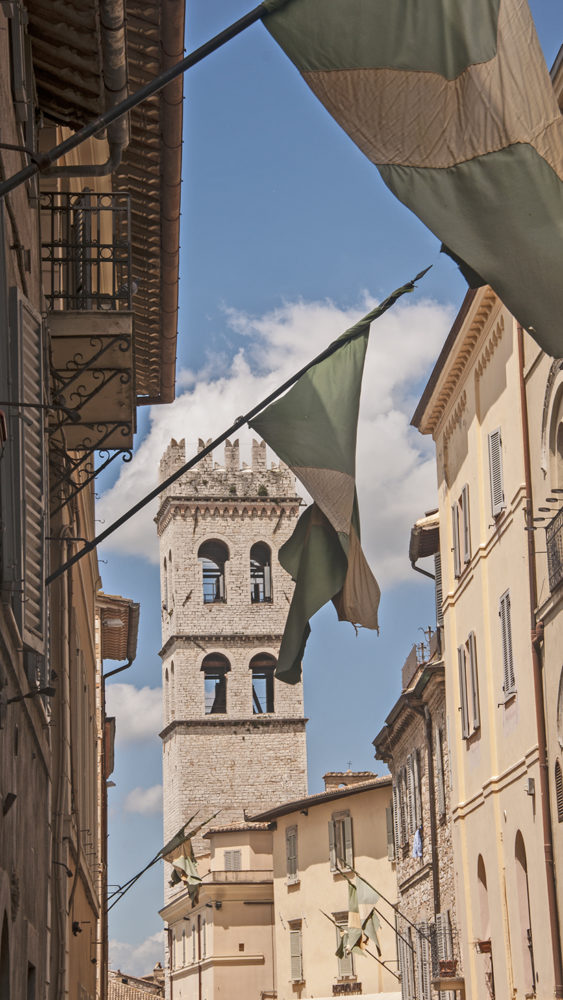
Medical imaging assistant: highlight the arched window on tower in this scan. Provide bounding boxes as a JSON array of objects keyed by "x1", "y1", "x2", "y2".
[
  {"x1": 250, "y1": 653, "x2": 275, "y2": 714},
  {"x1": 198, "y1": 540, "x2": 229, "y2": 604},
  {"x1": 250, "y1": 542, "x2": 272, "y2": 603},
  {"x1": 202, "y1": 653, "x2": 230, "y2": 714}
]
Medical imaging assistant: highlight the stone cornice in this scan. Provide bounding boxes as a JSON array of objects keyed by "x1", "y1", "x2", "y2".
[
  {"x1": 160, "y1": 717, "x2": 308, "y2": 740},
  {"x1": 156, "y1": 495, "x2": 302, "y2": 531},
  {"x1": 160, "y1": 633, "x2": 285, "y2": 658},
  {"x1": 415, "y1": 287, "x2": 499, "y2": 437}
]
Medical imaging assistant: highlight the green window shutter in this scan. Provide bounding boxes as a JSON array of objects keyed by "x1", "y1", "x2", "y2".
[
  {"x1": 435, "y1": 727, "x2": 446, "y2": 819},
  {"x1": 290, "y1": 927, "x2": 303, "y2": 982},
  {"x1": 344, "y1": 815, "x2": 354, "y2": 869},
  {"x1": 499, "y1": 590, "x2": 516, "y2": 695},
  {"x1": 434, "y1": 552, "x2": 444, "y2": 627},
  {"x1": 468, "y1": 631, "x2": 480, "y2": 730},
  {"x1": 488, "y1": 428, "x2": 505, "y2": 517},
  {"x1": 386, "y1": 804, "x2": 395, "y2": 861},
  {"x1": 286, "y1": 825, "x2": 298, "y2": 878},
  {"x1": 458, "y1": 645, "x2": 470, "y2": 739},
  {"x1": 451, "y1": 503, "x2": 461, "y2": 578},
  {"x1": 328, "y1": 819, "x2": 336, "y2": 871}
]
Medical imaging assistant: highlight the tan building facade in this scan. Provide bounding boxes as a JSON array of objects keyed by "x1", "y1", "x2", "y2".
[
  {"x1": 412, "y1": 286, "x2": 563, "y2": 999},
  {"x1": 251, "y1": 774, "x2": 401, "y2": 1000}
]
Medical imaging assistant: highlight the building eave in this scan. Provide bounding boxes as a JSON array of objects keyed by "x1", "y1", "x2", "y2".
[{"x1": 247, "y1": 775, "x2": 392, "y2": 823}]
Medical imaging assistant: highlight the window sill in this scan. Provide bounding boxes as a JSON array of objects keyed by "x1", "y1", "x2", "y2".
[
  {"x1": 502, "y1": 691, "x2": 517, "y2": 707},
  {"x1": 286, "y1": 876, "x2": 300, "y2": 888}
]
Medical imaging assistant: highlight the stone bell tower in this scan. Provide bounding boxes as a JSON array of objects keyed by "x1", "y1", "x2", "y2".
[{"x1": 157, "y1": 437, "x2": 308, "y2": 863}]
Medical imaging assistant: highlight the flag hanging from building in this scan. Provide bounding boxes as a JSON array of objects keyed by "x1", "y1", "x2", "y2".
[
  {"x1": 250, "y1": 273, "x2": 426, "y2": 683},
  {"x1": 336, "y1": 874, "x2": 381, "y2": 957},
  {"x1": 262, "y1": 0, "x2": 563, "y2": 358}
]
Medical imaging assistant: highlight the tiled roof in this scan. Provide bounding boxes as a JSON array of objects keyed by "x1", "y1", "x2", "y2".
[
  {"x1": 108, "y1": 970, "x2": 163, "y2": 999},
  {"x1": 204, "y1": 821, "x2": 273, "y2": 838},
  {"x1": 248, "y1": 775, "x2": 392, "y2": 822}
]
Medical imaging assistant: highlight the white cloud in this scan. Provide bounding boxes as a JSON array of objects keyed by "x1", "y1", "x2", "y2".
[
  {"x1": 109, "y1": 931, "x2": 163, "y2": 977},
  {"x1": 124, "y1": 784, "x2": 163, "y2": 815},
  {"x1": 105, "y1": 683, "x2": 162, "y2": 743},
  {"x1": 98, "y1": 294, "x2": 452, "y2": 587}
]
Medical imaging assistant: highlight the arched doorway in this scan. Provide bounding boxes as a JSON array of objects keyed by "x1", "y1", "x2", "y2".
[
  {"x1": 514, "y1": 832, "x2": 535, "y2": 995},
  {"x1": 476, "y1": 855, "x2": 495, "y2": 998}
]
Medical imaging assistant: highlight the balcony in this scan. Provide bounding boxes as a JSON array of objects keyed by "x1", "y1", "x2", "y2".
[
  {"x1": 41, "y1": 191, "x2": 135, "y2": 451},
  {"x1": 547, "y1": 507, "x2": 563, "y2": 593},
  {"x1": 206, "y1": 869, "x2": 273, "y2": 885}
]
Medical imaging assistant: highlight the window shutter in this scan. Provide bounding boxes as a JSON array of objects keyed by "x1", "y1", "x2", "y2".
[
  {"x1": 336, "y1": 923, "x2": 354, "y2": 978},
  {"x1": 499, "y1": 590, "x2": 516, "y2": 695},
  {"x1": 406, "y1": 755, "x2": 415, "y2": 834},
  {"x1": 488, "y1": 429, "x2": 505, "y2": 517},
  {"x1": 182, "y1": 928, "x2": 186, "y2": 966},
  {"x1": 397, "y1": 930, "x2": 408, "y2": 1000},
  {"x1": 468, "y1": 631, "x2": 480, "y2": 730},
  {"x1": 286, "y1": 826, "x2": 298, "y2": 878},
  {"x1": 202, "y1": 918, "x2": 206, "y2": 959},
  {"x1": 458, "y1": 645, "x2": 470, "y2": 739},
  {"x1": 289, "y1": 927, "x2": 303, "y2": 982},
  {"x1": 419, "y1": 922, "x2": 432, "y2": 1000},
  {"x1": 6, "y1": 288, "x2": 46, "y2": 662},
  {"x1": 435, "y1": 727, "x2": 446, "y2": 819},
  {"x1": 192, "y1": 924, "x2": 196, "y2": 962},
  {"x1": 386, "y1": 804, "x2": 395, "y2": 861},
  {"x1": 434, "y1": 553, "x2": 444, "y2": 627},
  {"x1": 224, "y1": 849, "x2": 241, "y2": 871},
  {"x1": 451, "y1": 503, "x2": 461, "y2": 578},
  {"x1": 401, "y1": 769, "x2": 409, "y2": 846},
  {"x1": 414, "y1": 750, "x2": 422, "y2": 828},
  {"x1": 392, "y1": 785, "x2": 401, "y2": 856},
  {"x1": 344, "y1": 815, "x2": 354, "y2": 868},
  {"x1": 406, "y1": 928, "x2": 415, "y2": 999},
  {"x1": 461, "y1": 484, "x2": 471, "y2": 563},
  {"x1": 555, "y1": 761, "x2": 563, "y2": 823},
  {"x1": 328, "y1": 819, "x2": 337, "y2": 871}
]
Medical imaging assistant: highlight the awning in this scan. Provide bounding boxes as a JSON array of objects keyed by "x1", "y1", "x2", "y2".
[{"x1": 409, "y1": 510, "x2": 440, "y2": 564}]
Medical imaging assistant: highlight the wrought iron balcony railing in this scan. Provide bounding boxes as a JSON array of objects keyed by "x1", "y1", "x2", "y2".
[
  {"x1": 547, "y1": 507, "x2": 563, "y2": 593},
  {"x1": 41, "y1": 191, "x2": 132, "y2": 312}
]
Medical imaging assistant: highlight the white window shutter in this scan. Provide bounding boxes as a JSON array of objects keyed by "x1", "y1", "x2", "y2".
[
  {"x1": 499, "y1": 590, "x2": 516, "y2": 695},
  {"x1": 419, "y1": 922, "x2": 432, "y2": 1000},
  {"x1": 468, "y1": 631, "x2": 480, "y2": 730},
  {"x1": 289, "y1": 927, "x2": 303, "y2": 982},
  {"x1": 406, "y1": 928, "x2": 416, "y2": 999},
  {"x1": 435, "y1": 727, "x2": 446, "y2": 819},
  {"x1": 328, "y1": 819, "x2": 337, "y2": 871},
  {"x1": 344, "y1": 815, "x2": 354, "y2": 868},
  {"x1": 386, "y1": 804, "x2": 396, "y2": 861},
  {"x1": 461, "y1": 484, "x2": 471, "y2": 563},
  {"x1": 488, "y1": 429, "x2": 505, "y2": 517},
  {"x1": 336, "y1": 923, "x2": 354, "y2": 978},
  {"x1": 458, "y1": 646, "x2": 470, "y2": 739},
  {"x1": 451, "y1": 503, "x2": 461, "y2": 578},
  {"x1": 224, "y1": 849, "x2": 241, "y2": 871},
  {"x1": 406, "y1": 754, "x2": 416, "y2": 834}
]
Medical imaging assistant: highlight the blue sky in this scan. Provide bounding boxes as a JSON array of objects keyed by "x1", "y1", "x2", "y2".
[{"x1": 99, "y1": 2, "x2": 563, "y2": 975}]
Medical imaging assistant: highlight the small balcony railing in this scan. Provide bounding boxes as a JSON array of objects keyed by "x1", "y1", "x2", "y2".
[
  {"x1": 40, "y1": 191, "x2": 132, "y2": 311},
  {"x1": 547, "y1": 507, "x2": 563, "y2": 593}
]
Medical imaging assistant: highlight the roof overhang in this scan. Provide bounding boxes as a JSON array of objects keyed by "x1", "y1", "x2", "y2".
[
  {"x1": 97, "y1": 592, "x2": 140, "y2": 661},
  {"x1": 409, "y1": 511, "x2": 440, "y2": 564}
]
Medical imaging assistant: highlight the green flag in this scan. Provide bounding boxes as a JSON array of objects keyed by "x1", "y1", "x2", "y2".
[
  {"x1": 337, "y1": 875, "x2": 381, "y2": 957},
  {"x1": 263, "y1": 0, "x2": 563, "y2": 358},
  {"x1": 250, "y1": 275, "x2": 424, "y2": 683}
]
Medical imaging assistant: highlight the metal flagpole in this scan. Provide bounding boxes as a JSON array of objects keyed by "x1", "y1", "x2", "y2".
[
  {"x1": 0, "y1": 0, "x2": 290, "y2": 198},
  {"x1": 45, "y1": 268, "x2": 430, "y2": 586}
]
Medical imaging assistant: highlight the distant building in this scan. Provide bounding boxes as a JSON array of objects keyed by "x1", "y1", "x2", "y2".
[
  {"x1": 108, "y1": 965, "x2": 164, "y2": 999},
  {"x1": 157, "y1": 438, "x2": 309, "y2": 991},
  {"x1": 374, "y1": 624, "x2": 462, "y2": 999},
  {"x1": 250, "y1": 772, "x2": 400, "y2": 1000}
]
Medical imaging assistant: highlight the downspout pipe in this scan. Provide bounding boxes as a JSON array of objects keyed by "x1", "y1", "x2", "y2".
[
  {"x1": 517, "y1": 323, "x2": 563, "y2": 998},
  {"x1": 410, "y1": 560, "x2": 435, "y2": 581},
  {"x1": 44, "y1": 0, "x2": 129, "y2": 178}
]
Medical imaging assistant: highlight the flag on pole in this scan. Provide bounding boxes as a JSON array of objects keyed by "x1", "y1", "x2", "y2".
[
  {"x1": 262, "y1": 0, "x2": 563, "y2": 358},
  {"x1": 250, "y1": 274, "x2": 425, "y2": 683},
  {"x1": 161, "y1": 812, "x2": 219, "y2": 902},
  {"x1": 336, "y1": 874, "x2": 381, "y2": 957}
]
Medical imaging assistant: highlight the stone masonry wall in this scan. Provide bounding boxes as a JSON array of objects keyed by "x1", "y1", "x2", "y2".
[{"x1": 158, "y1": 439, "x2": 308, "y2": 901}]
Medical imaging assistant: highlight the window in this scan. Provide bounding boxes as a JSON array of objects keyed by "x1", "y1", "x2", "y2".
[
  {"x1": 434, "y1": 553, "x2": 444, "y2": 628},
  {"x1": 250, "y1": 653, "x2": 275, "y2": 713},
  {"x1": 499, "y1": 590, "x2": 516, "y2": 696},
  {"x1": 289, "y1": 922, "x2": 303, "y2": 982},
  {"x1": 334, "y1": 914, "x2": 354, "y2": 979},
  {"x1": 329, "y1": 811, "x2": 353, "y2": 871},
  {"x1": 182, "y1": 928, "x2": 186, "y2": 967},
  {"x1": 250, "y1": 542, "x2": 272, "y2": 602},
  {"x1": 224, "y1": 849, "x2": 242, "y2": 871},
  {"x1": 386, "y1": 802, "x2": 395, "y2": 861},
  {"x1": 555, "y1": 760, "x2": 563, "y2": 823},
  {"x1": 488, "y1": 428, "x2": 505, "y2": 517},
  {"x1": 415, "y1": 922, "x2": 432, "y2": 1000},
  {"x1": 468, "y1": 632, "x2": 480, "y2": 729},
  {"x1": 198, "y1": 539, "x2": 229, "y2": 603},
  {"x1": 201, "y1": 653, "x2": 230, "y2": 714},
  {"x1": 435, "y1": 910, "x2": 454, "y2": 969},
  {"x1": 286, "y1": 825, "x2": 298, "y2": 881},
  {"x1": 452, "y1": 484, "x2": 471, "y2": 579},
  {"x1": 398, "y1": 924, "x2": 416, "y2": 1000}
]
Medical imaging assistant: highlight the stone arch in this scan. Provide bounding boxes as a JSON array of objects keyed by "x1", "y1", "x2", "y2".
[
  {"x1": 201, "y1": 653, "x2": 230, "y2": 714},
  {"x1": 198, "y1": 539, "x2": 229, "y2": 603}
]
